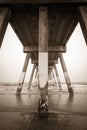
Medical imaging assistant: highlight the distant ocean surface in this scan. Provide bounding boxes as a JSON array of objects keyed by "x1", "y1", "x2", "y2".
[{"x1": 0, "y1": 82, "x2": 87, "y2": 94}]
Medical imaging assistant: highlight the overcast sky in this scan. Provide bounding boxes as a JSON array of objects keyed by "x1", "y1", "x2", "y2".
[{"x1": 0, "y1": 23, "x2": 87, "y2": 83}]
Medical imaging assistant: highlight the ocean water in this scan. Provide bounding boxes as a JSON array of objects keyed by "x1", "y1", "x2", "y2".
[{"x1": 0, "y1": 83, "x2": 87, "y2": 94}]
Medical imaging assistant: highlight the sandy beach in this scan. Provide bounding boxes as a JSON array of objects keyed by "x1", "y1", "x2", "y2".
[{"x1": 0, "y1": 85, "x2": 87, "y2": 130}]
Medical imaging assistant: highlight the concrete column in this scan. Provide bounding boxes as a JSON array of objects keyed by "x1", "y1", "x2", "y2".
[
  {"x1": 48, "y1": 68, "x2": 52, "y2": 87},
  {"x1": 78, "y1": 7, "x2": 87, "y2": 45},
  {"x1": 34, "y1": 67, "x2": 39, "y2": 88},
  {"x1": 48, "y1": 69, "x2": 52, "y2": 80},
  {"x1": 16, "y1": 53, "x2": 30, "y2": 95},
  {"x1": 51, "y1": 69, "x2": 57, "y2": 87},
  {"x1": 38, "y1": 7, "x2": 48, "y2": 113},
  {"x1": 35, "y1": 66, "x2": 38, "y2": 78},
  {"x1": 54, "y1": 64, "x2": 62, "y2": 89},
  {"x1": 38, "y1": 7, "x2": 48, "y2": 90},
  {"x1": 59, "y1": 52, "x2": 73, "y2": 94},
  {"x1": 0, "y1": 8, "x2": 11, "y2": 47},
  {"x1": 28, "y1": 64, "x2": 36, "y2": 90}
]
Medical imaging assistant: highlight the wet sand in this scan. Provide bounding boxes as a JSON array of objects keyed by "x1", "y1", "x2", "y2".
[
  {"x1": 0, "y1": 112, "x2": 87, "y2": 130},
  {"x1": 0, "y1": 85, "x2": 87, "y2": 130}
]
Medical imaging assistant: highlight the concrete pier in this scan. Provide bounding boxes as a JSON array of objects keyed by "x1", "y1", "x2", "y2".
[{"x1": 0, "y1": 2, "x2": 87, "y2": 130}]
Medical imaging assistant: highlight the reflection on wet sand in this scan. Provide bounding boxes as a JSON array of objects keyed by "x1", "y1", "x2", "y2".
[{"x1": 0, "y1": 85, "x2": 87, "y2": 130}]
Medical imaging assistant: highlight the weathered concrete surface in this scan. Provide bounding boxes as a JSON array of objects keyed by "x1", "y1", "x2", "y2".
[{"x1": 0, "y1": 85, "x2": 87, "y2": 130}]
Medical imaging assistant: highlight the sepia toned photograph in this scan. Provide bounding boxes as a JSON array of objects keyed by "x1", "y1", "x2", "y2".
[{"x1": 0, "y1": 0, "x2": 87, "y2": 130}]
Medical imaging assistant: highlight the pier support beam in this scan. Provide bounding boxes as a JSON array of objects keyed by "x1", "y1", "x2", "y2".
[
  {"x1": 35, "y1": 66, "x2": 38, "y2": 79},
  {"x1": 78, "y1": 6, "x2": 87, "y2": 45},
  {"x1": 0, "y1": 8, "x2": 11, "y2": 47},
  {"x1": 48, "y1": 68, "x2": 53, "y2": 87},
  {"x1": 51, "y1": 69, "x2": 57, "y2": 87},
  {"x1": 16, "y1": 53, "x2": 30, "y2": 95},
  {"x1": 54, "y1": 64, "x2": 62, "y2": 90},
  {"x1": 48, "y1": 68, "x2": 52, "y2": 80},
  {"x1": 59, "y1": 53, "x2": 73, "y2": 94},
  {"x1": 34, "y1": 67, "x2": 39, "y2": 88},
  {"x1": 38, "y1": 7, "x2": 48, "y2": 113},
  {"x1": 28, "y1": 64, "x2": 36, "y2": 90}
]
